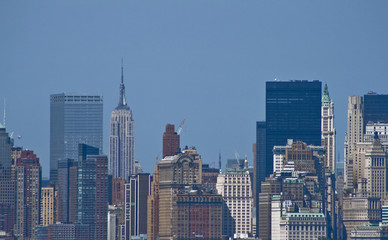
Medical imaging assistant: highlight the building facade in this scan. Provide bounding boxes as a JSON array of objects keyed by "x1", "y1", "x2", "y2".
[
  {"x1": 40, "y1": 186, "x2": 56, "y2": 226},
  {"x1": 109, "y1": 67, "x2": 134, "y2": 181},
  {"x1": 50, "y1": 93, "x2": 103, "y2": 184}
]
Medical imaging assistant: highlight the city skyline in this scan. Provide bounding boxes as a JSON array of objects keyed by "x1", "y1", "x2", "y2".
[{"x1": 2, "y1": 1, "x2": 388, "y2": 177}]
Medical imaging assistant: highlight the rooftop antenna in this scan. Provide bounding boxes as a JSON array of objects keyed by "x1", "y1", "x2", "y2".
[{"x1": 3, "y1": 99, "x2": 6, "y2": 128}]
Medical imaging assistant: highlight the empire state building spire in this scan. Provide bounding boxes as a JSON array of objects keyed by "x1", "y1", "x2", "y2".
[{"x1": 117, "y1": 61, "x2": 129, "y2": 110}]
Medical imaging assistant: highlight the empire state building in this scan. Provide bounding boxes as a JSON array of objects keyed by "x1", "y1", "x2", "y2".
[{"x1": 109, "y1": 65, "x2": 134, "y2": 181}]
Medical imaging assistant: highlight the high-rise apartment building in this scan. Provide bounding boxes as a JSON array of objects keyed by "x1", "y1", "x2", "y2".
[
  {"x1": 125, "y1": 173, "x2": 151, "y2": 239},
  {"x1": 216, "y1": 168, "x2": 253, "y2": 238},
  {"x1": 109, "y1": 67, "x2": 134, "y2": 181},
  {"x1": 15, "y1": 150, "x2": 42, "y2": 240},
  {"x1": 50, "y1": 93, "x2": 103, "y2": 184},
  {"x1": 77, "y1": 144, "x2": 107, "y2": 240},
  {"x1": 162, "y1": 124, "x2": 179, "y2": 158},
  {"x1": 321, "y1": 84, "x2": 336, "y2": 171}
]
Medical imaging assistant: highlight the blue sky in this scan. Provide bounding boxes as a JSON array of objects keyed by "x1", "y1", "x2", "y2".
[{"x1": 1, "y1": 1, "x2": 388, "y2": 177}]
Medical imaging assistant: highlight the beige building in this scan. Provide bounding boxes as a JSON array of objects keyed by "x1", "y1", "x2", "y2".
[
  {"x1": 40, "y1": 186, "x2": 56, "y2": 226},
  {"x1": 147, "y1": 147, "x2": 202, "y2": 240},
  {"x1": 345, "y1": 96, "x2": 364, "y2": 190},
  {"x1": 343, "y1": 196, "x2": 381, "y2": 240}
]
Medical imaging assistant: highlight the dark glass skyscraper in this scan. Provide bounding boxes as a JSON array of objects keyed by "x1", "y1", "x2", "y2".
[
  {"x1": 77, "y1": 144, "x2": 107, "y2": 240},
  {"x1": 363, "y1": 92, "x2": 388, "y2": 127},
  {"x1": 265, "y1": 80, "x2": 322, "y2": 177},
  {"x1": 50, "y1": 93, "x2": 103, "y2": 184}
]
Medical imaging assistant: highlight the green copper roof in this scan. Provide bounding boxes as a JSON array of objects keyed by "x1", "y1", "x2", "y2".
[
  {"x1": 0, "y1": 122, "x2": 4, "y2": 129},
  {"x1": 322, "y1": 84, "x2": 331, "y2": 105}
]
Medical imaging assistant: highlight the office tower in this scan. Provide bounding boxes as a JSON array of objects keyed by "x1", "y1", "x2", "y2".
[
  {"x1": 363, "y1": 92, "x2": 388, "y2": 127},
  {"x1": 344, "y1": 96, "x2": 364, "y2": 189},
  {"x1": 50, "y1": 93, "x2": 103, "y2": 184},
  {"x1": 40, "y1": 185, "x2": 56, "y2": 226},
  {"x1": 216, "y1": 168, "x2": 253, "y2": 238},
  {"x1": 125, "y1": 173, "x2": 151, "y2": 239},
  {"x1": 343, "y1": 196, "x2": 381, "y2": 239},
  {"x1": 57, "y1": 158, "x2": 77, "y2": 223},
  {"x1": 109, "y1": 67, "x2": 134, "y2": 181},
  {"x1": 175, "y1": 192, "x2": 223, "y2": 239},
  {"x1": 15, "y1": 150, "x2": 42, "y2": 240},
  {"x1": 351, "y1": 225, "x2": 388, "y2": 240},
  {"x1": 162, "y1": 124, "x2": 179, "y2": 158},
  {"x1": 107, "y1": 204, "x2": 125, "y2": 240},
  {"x1": 321, "y1": 84, "x2": 336, "y2": 171},
  {"x1": 77, "y1": 144, "x2": 107, "y2": 240},
  {"x1": 0, "y1": 124, "x2": 14, "y2": 235},
  {"x1": 37, "y1": 224, "x2": 90, "y2": 240},
  {"x1": 265, "y1": 80, "x2": 322, "y2": 176},
  {"x1": 147, "y1": 147, "x2": 202, "y2": 240},
  {"x1": 254, "y1": 121, "x2": 266, "y2": 235}
]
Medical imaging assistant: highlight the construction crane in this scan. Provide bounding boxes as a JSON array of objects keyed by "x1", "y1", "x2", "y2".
[{"x1": 177, "y1": 117, "x2": 186, "y2": 135}]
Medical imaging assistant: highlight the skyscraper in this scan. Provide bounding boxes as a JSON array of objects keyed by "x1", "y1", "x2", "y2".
[
  {"x1": 77, "y1": 144, "x2": 107, "y2": 240},
  {"x1": 0, "y1": 123, "x2": 15, "y2": 235},
  {"x1": 344, "y1": 96, "x2": 364, "y2": 190},
  {"x1": 162, "y1": 124, "x2": 179, "y2": 158},
  {"x1": 109, "y1": 66, "x2": 134, "y2": 181},
  {"x1": 15, "y1": 150, "x2": 42, "y2": 240},
  {"x1": 321, "y1": 84, "x2": 336, "y2": 171},
  {"x1": 265, "y1": 80, "x2": 322, "y2": 177},
  {"x1": 50, "y1": 93, "x2": 103, "y2": 184}
]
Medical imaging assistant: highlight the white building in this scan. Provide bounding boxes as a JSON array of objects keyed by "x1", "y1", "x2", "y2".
[
  {"x1": 109, "y1": 66, "x2": 135, "y2": 181},
  {"x1": 216, "y1": 168, "x2": 253, "y2": 237},
  {"x1": 279, "y1": 212, "x2": 326, "y2": 240},
  {"x1": 321, "y1": 84, "x2": 336, "y2": 171}
]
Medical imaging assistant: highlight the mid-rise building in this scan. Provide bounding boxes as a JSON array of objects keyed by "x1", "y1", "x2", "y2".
[
  {"x1": 279, "y1": 212, "x2": 326, "y2": 240},
  {"x1": 37, "y1": 223, "x2": 90, "y2": 240},
  {"x1": 216, "y1": 168, "x2": 253, "y2": 237},
  {"x1": 351, "y1": 223, "x2": 388, "y2": 240},
  {"x1": 50, "y1": 93, "x2": 103, "y2": 184},
  {"x1": 343, "y1": 196, "x2": 381, "y2": 239},
  {"x1": 15, "y1": 150, "x2": 42, "y2": 240},
  {"x1": 109, "y1": 67, "x2": 135, "y2": 181}
]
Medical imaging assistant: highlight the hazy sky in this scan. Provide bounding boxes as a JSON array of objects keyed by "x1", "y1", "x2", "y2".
[{"x1": 1, "y1": 1, "x2": 388, "y2": 177}]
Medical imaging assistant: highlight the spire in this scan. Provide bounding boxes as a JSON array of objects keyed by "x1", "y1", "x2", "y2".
[
  {"x1": 3, "y1": 99, "x2": 5, "y2": 128},
  {"x1": 322, "y1": 83, "x2": 331, "y2": 106},
  {"x1": 117, "y1": 60, "x2": 129, "y2": 109}
]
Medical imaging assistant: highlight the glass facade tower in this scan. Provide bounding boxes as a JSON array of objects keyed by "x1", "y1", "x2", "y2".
[
  {"x1": 50, "y1": 93, "x2": 103, "y2": 184},
  {"x1": 265, "y1": 80, "x2": 322, "y2": 176}
]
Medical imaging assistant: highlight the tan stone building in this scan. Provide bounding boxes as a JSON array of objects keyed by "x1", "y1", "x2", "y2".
[{"x1": 40, "y1": 185, "x2": 56, "y2": 226}]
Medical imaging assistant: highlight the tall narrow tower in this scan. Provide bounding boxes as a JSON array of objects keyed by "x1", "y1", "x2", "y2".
[
  {"x1": 109, "y1": 64, "x2": 135, "y2": 181},
  {"x1": 321, "y1": 84, "x2": 336, "y2": 171},
  {"x1": 344, "y1": 96, "x2": 363, "y2": 189}
]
